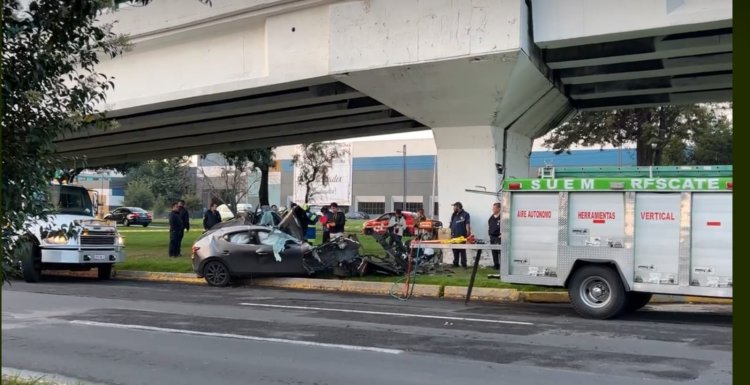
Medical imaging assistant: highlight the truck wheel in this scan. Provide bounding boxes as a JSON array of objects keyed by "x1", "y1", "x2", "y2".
[
  {"x1": 203, "y1": 260, "x2": 231, "y2": 287},
  {"x1": 124, "y1": 219, "x2": 130, "y2": 227},
  {"x1": 624, "y1": 292, "x2": 653, "y2": 312},
  {"x1": 97, "y1": 264, "x2": 113, "y2": 280},
  {"x1": 568, "y1": 265, "x2": 626, "y2": 319},
  {"x1": 21, "y1": 242, "x2": 42, "y2": 283}
]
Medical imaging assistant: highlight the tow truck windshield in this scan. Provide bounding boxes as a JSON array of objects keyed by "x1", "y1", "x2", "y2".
[{"x1": 50, "y1": 185, "x2": 94, "y2": 216}]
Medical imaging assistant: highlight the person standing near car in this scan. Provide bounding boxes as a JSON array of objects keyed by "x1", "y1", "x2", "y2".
[
  {"x1": 168, "y1": 201, "x2": 183, "y2": 257},
  {"x1": 387, "y1": 209, "x2": 408, "y2": 245},
  {"x1": 449, "y1": 202, "x2": 471, "y2": 268},
  {"x1": 177, "y1": 199, "x2": 190, "y2": 256},
  {"x1": 203, "y1": 202, "x2": 221, "y2": 232},
  {"x1": 320, "y1": 206, "x2": 333, "y2": 243},
  {"x1": 488, "y1": 202, "x2": 502, "y2": 270},
  {"x1": 327, "y1": 202, "x2": 346, "y2": 239}
]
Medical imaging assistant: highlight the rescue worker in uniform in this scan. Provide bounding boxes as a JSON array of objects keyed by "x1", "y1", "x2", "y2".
[
  {"x1": 449, "y1": 202, "x2": 471, "y2": 267},
  {"x1": 387, "y1": 209, "x2": 408, "y2": 245},
  {"x1": 488, "y1": 202, "x2": 502, "y2": 270}
]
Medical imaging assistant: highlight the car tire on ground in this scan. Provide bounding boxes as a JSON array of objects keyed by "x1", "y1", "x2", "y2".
[
  {"x1": 21, "y1": 241, "x2": 42, "y2": 283},
  {"x1": 97, "y1": 264, "x2": 113, "y2": 280},
  {"x1": 124, "y1": 219, "x2": 130, "y2": 227},
  {"x1": 142, "y1": 223, "x2": 149, "y2": 227},
  {"x1": 203, "y1": 260, "x2": 231, "y2": 287},
  {"x1": 568, "y1": 265, "x2": 626, "y2": 319},
  {"x1": 624, "y1": 292, "x2": 653, "y2": 312},
  {"x1": 364, "y1": 228, "x2": 373, "y2": 235}
]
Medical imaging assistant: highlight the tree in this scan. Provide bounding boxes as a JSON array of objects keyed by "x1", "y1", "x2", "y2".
[
  {"x1": 2, "y1": 0, "x2": 128, "y2": 282},
  {"x1": 197, "y1": 149, "x2": 275, "y2": 214},
  {"x1": 291, "y1": 143, "x2": 348, "y2": 203},
  {"x1": 123, "y1": 180, "x2": 156, "y2": 209},
  {"x1": 240, "y1": 148, "x2": 275, "y2": 207},
  {"x1": 690, "y1": 117, "x2": 732, "y2": 165},
  {"x1": 543, "y1": 104, "x2": 725, "y2": 166},
  {"x1": 126, "y1": 157, "x2": 193, "y2": 205}
]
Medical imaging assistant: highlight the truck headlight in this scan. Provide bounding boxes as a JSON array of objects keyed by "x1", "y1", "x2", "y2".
[
  {"x1": 45, "y1": 235, "x2": 68, "y2": 244},
  {"x1": 116, "y1": 235, "x2": 124, "y2": 246}
]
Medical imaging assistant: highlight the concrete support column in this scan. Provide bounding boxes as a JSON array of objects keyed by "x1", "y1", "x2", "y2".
[{"x1": 432, "y1": 126, "x2": 533, "y2": 241}]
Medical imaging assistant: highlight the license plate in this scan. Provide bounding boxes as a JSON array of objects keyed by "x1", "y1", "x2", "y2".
[{"x1": 94, "y1": 255, "x2": 106, "y2": 260}]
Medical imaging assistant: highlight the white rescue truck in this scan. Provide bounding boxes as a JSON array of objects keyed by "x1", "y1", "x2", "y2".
[
  {"x1": 19, "y1": 182, "x2": 125, "y2": 282},
  {"x1": 499, "y1": 165, "x2": 732, "y2": 319}
]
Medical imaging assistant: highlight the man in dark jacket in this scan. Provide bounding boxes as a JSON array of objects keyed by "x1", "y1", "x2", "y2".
[
  {"x1": 449, "y1": 202, "x2": 471, "y2": 267},
  {"x1": 327, "y1": 202, "x2": 346, "y2": 239},
  {"x1": 488, "y1": 202, "x2": 502, "y2": 270},
  {"x1": 203, "y1": 202, "x2": 221, "y2": 232},
  {"x1": 168, "y1": 201, "x2": 182, "y2": 257},
  {"x1": 177, "y1": 199, "x2": 190, "y2": 255}
]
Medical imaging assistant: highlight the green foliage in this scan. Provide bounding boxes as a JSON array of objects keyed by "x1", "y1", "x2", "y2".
[
  {"x1": 291, "y1": 143, "x2": 348, "y2": 203},
  {"x1": 123, "y1": 180, "x2": 156, "y2": 209},
  {"x1": 544, "y1": 104, "x2": 731, "y2": 166},
  {"x1": 199, "y1": 149, "x2": 275, "y2": 213},
  {"x1": 126, "y1": 157, "x2": 193, "y2": 207},
  {"x1": 182, "y1": 194, "x2": 203, "y2": 215},
  {"x1": 2, "y1": 0, "x2": 127, "y2": 283}
]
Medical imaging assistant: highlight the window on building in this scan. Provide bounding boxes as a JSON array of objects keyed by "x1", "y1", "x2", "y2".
[
  {"x1": 434, "y1": 202, "x2": 439, "y2": 216},
  {"x1": 394, "y1": 202, "x2": 423, "y2": 212},
  {"x1": 358, "y1": 202, "x2": 385, "y2": 215}
]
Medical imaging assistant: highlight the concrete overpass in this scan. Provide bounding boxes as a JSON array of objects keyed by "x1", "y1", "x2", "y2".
[{"x1": 58, "y1": 0, "x2": 732, "y2": 234}]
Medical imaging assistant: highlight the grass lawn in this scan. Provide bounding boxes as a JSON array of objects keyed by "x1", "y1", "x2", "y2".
[{"x1": 115, "y1": 219, "x2": 554, "y2": 291}]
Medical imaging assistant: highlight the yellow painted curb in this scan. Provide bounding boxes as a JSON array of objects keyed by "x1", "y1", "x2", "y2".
[
  {"x1": 684, "y1": 296, "x2": 732, "y2": 305},
  {"x1": 443, "y1": 286, "x2": 520, "y2": 302},
  {"x1": 521, "y1": 291, "x2": 570, "y2": 303},
  {"x1": 116, "y1": 270, "x2": 204, "y2": 285}
]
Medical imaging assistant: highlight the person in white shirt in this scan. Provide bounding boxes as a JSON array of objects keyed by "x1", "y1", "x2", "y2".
[{"x1": 387, "y1": 209, "x2": 408, "y2": 244}]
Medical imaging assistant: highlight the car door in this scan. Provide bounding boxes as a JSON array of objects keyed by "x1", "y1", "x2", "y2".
[
  {"x1": 253, "y1": 230, "x2": 307, "y2": 275},
  {"x1": 112, "y1": 208, "x2": 125, "y2": 222},
  {"x1": 120, "y1": 208, "x2": 132, "y2": 223},
  {"x1": 215, "y1": 229, "x2": 266, "y2": 275}
]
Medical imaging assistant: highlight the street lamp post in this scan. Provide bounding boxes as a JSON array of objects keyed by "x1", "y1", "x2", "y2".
[
  {"x1": 402, "y1": 144, "x2": 407, "y2": 211},
  {"x1": 396, "y1": 145, "x2": 407, "y2": 211}
]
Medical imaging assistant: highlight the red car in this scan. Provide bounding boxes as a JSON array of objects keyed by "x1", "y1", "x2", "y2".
[{"x1": 362, "y1": 211, "x2": 440, "y2": 236}]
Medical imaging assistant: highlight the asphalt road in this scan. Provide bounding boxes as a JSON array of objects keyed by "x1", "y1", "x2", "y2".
[{"x1": 2, "y1": 277, "x2": 732, "y2": 385}]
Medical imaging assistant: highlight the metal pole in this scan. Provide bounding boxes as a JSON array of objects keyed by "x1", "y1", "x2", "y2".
[
  {"x1": 431, "y1": 153, "x2": 437, "y2": 219},
  {"x1": 403, "y1": 144, "x2": 407, "y2": 211}
]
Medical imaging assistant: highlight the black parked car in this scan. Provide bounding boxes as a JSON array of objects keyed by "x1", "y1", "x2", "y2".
[{"x1": 104, "y1": 207, "x2": 153, "y2": 227}]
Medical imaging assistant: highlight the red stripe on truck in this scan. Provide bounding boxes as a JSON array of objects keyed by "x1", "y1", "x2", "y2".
[{"x1": 707, "y1": 221, "x2": 721, "y2": 227}]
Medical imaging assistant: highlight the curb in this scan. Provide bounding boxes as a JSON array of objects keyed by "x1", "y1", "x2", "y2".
[{"x1": 42, "y1": 270, "x2": 732, "y2": 305}]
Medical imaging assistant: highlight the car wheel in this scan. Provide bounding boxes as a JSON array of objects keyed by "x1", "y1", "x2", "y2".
[
  {"x1": 124, "y1": 219, "x2": 130, "y2": 227},
  {"x1": 624, "y1": 292, "x2": 653, "y2": 312},
  {"x1": 568, "y1": 265, "x2": 626, "y2": 319},
  {"x1": 21, "y1": 240, "x2": 42, "y2": 283},
  {"x1": 203, "y1": 260, "x2": 231, "y2": 287},
  {"x1": 142, "y1": 223, "x2": 149, "y2": 227},
  {"x1": 97, "y1": 264, "x2": 113, "y2": 280},
  {"x1": 364, "y1": 228, "x2": 373, "y2": 235}
]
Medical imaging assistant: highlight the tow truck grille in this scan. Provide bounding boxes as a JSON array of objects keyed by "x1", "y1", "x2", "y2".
[{"x1": 81, "y1": 231, "x2": 115, "y2": 245}]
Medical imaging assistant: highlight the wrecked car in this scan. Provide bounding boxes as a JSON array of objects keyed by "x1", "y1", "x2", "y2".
[{"x1": 191, "y1": 205, "x2": 362, "y2": 286}]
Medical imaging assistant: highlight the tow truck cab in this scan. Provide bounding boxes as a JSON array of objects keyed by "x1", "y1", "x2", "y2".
[{"x1": 20, "y1": 183, "x2": 125, "y2": 282}]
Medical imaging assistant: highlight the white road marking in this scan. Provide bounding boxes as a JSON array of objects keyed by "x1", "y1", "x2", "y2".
[
  {"x1": 238, "y1": 303, "x2": 534, "y2": 326},
  {"x1": 69, "y1": 320, "x2": 402, "y2": 354}
]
